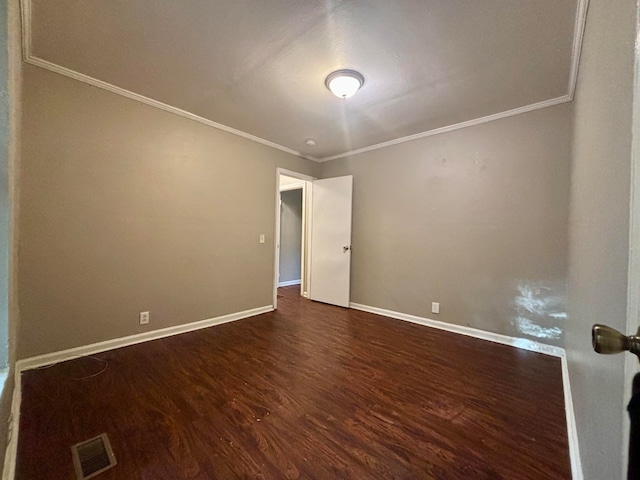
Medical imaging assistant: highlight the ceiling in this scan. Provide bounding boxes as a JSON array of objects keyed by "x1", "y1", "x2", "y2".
[{"x1": 25, "y1": 0, "x2": 583, "y2": 161}]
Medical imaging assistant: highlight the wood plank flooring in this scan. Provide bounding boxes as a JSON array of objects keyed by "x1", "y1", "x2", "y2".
[{"x1": 16, "y1": 287, "x2": 571, "y2": 479}]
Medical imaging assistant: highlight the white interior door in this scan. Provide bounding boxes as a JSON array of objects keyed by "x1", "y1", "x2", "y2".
[{"x1": 309, "y1": 175, "x2": 353, "y2": 307}]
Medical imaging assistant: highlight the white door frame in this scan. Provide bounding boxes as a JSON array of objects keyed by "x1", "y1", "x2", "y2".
[
  {"x1": 274, "y1": 168, "x2": 316, "y2": 309},
  {"x1": 623, "y1": 19, "x2": 640, "y2": 475}
]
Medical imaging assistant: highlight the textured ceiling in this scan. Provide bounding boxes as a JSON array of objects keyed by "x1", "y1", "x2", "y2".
[{"x1": 27, "y1": 0, "x2": 580, "y2": 160}]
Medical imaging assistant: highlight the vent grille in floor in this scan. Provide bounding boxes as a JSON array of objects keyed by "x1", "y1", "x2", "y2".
[{"x1": 71, "y1": 433, "x2": 117, "y2": 480}]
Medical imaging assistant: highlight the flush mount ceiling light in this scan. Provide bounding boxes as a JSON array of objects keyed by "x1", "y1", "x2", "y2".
[{"x1": 325, "y1": 69, "x2": 365, "y2": 99}]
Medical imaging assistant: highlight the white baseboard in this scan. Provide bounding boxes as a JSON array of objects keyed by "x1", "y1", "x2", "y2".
[
  {"x1": 17, "y1": 305, "x2": 273, "y2": 372},
  {"x1": 349, "y1": 302, "x2": 564, "y2": 356},
  {"x1": 561, "y1": 355, "x2": 584, "y2": 480},
  {"x1": 349, "y1": 301, "x2": 582, "y2": 480},
  {"x1": 278, "y1": 279, "x2": 301, "y2": 287},
  {"x1": 2, "y1": 304, "x2": 274, "y2": 480},
  {"x1": 4, "y1": 302, "x2": 582, "y2": 480},
  {"x1": 2, "y1": 367, "x2": 21, "y2": 480}
]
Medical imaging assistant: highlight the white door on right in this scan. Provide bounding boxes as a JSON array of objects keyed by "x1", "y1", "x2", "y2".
[{"x1": 309, "y1": 175, "x2": 353, "y2": 308}]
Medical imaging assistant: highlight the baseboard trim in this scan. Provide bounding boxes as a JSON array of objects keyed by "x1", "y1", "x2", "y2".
[
  {"x1": 5, "y1": 302, "x2": 582, "y2": 480},
  {"x1": 17, "y1": 305, "x2": 273, "y2": 372},
  {"x1": 349, "y1": 302, "x2": 564, "y2": 356},
  {"x1": 2, "y1": 367, "x2": 21, "y2": 480},
  {"x1": 561, "y1": 355, "x2": 584, "y2": 480},
  {"x1": 278, "y1": 279, "x2": 301, "y2": 287},
  {"x1": 4, "y1": 305, "x2": 274, "y2": 479},
  {"x1": 349, "y1": 301, "x2": 581, "y2": 480}
]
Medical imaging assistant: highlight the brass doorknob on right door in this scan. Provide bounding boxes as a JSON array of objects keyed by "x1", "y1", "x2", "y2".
[{"x1": 592, "y1": 324, "x2": 640, "y2": 357}]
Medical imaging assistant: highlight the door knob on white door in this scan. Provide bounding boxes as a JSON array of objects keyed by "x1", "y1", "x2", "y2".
[{"x1": 309, "y1": 175, "x2": 353, "y2": 308}]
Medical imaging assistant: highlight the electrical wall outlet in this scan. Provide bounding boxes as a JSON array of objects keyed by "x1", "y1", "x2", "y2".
[
  {"x1": 139, "y1": 311, "x2": 150, "y2": 325},
  {"x1": 431, "y1": 302, "x2": 440, "y2": 314}
]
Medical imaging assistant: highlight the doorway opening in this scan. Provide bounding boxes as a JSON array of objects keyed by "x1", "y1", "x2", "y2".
[
  {"x1": 274, "y1": 169, "x2": 314, "y2": 309},
  {"x1": 279, "y1": 185, "x2": 303, "y2": 288}
]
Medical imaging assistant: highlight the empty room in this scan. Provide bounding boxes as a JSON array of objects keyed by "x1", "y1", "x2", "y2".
[{"x1": 0, "y1": 0, "x2": 638, "y2": 478}]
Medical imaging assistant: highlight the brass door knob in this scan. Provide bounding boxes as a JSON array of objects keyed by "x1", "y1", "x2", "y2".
[{"x1": 592, "y1": 324, "x2": 640, "y2": 357}]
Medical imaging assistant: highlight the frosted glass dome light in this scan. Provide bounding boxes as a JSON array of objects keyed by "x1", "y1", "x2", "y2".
[{"x1": 325, "y1": 70, "x2": 364, "y2": 99}]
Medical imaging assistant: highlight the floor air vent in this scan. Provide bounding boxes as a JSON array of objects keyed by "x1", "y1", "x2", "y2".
[{"x1": 71, "y1": 433, "x2": 117, "y2": 480}]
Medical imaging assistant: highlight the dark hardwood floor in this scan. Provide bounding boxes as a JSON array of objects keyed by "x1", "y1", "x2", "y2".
[{"x1": 17, "y1": 286, "x2": 570, "y2": 479}]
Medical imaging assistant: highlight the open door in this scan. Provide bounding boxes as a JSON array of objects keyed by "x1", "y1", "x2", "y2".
[{"x1": 309, "y1": 175, "x2": 353, "y2": 307}]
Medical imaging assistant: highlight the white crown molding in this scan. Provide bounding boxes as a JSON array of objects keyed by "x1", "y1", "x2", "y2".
[
  {"x1": 20, "y1": 0, "x2": 588, "y2": 163},
  {"x1": 19, "y1": 0, "x2": 316, "y2": 162},
  {"x1": 319, "y1": 0, "x2": 588, "y2": 162},
  {"x1": 568, "y1": 0, "x2": 590, "y2": 100},
  {"x1": 20, "y1": 0, "x2": 30, "y2": 61},
  {"x1": 319, "y1": 95, "x2": 572, "y2": 162},
  {"x1": 25, "y1": 56, "x2": 318, "y2": 161},
  {"x1": 349, "y1": 301, "x2": 582, "y2": 480}
]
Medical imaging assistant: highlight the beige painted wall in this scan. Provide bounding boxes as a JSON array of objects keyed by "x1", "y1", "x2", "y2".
[
  {"x1": 320, "y1": 104, "x2": 572, "y2": 346},
  {"x1": 13, "y1": 7, "x2": 633, "y2": 477},
  {"x1": 18, "y1": 65, "x2": 319, "y2": 359},
  {"x1": 566, "y1": 0, "x2": 636, "y2": 477}
]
